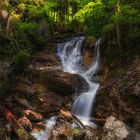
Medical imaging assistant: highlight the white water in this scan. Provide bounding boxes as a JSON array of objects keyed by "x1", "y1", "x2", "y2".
[
  {"x1": 57, "y1": 37, "x2": 84, "y2": 74},
  {"x1": 31, "y1": 117, "x2": 56, "y2": 140},
  {"x1": 31, "y1": 37, "x2": 101, "y2": 140},
  {"x1": 58, "y1": 37, "x2": 101, "y2": 126}
]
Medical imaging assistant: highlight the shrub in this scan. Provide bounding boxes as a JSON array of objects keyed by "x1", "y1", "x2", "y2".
[{"x1": 11, "y1": 50, "x2": 30, "y2": 73}]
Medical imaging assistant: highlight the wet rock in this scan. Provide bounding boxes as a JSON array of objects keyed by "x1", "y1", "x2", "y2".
[
  {"x1": 72, "y1": 129, "x2": 85, "y2": 140},
  {"x1": 102, "y1": 116, "x2": 129, "y2": 140},
  {"x1": 50, "y1": 134, "x2": 69, "y2": 140},
  {"x1": 18, "y1": 117, "x2": 32, "y2": 131},
  {"x1": 57, "y1": 134, "x2": 69, "y2": 140},
  {"x1": 83, "y1": 47, "x2": 94, "y2": 68},
  {"x1": 49, "y1": 116, "x2": 71, "y2": 140},
  {"x1": 72, "y1": 128, "x2": 99, "y2": 140},
  {"x1": 32, "y1": 121, "x2": 46, "y2": 131},
  {"x1": 30, "y1": 68, "x2": 75, "y2": 96},
  {"x1": 23, "y1": 110, "x2": 43, "y2": 122},
  {"x1": 75, "y1": 74, "x2": 89, "y2": 93},
  {"x1": 16, "y1": 128, "x2": 36, "y2": 140},
  {"x1": 126, "y1": 130, "x2": 140, "y2": 140},
  {"x1": 85, "y1": 36, "x2": 96, "y2": 48}
]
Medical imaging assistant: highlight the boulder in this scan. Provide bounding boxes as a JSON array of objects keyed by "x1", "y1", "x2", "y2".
[
  {"x1": 72, "y1": 128, "x2": 99, "y2": 140},
  {"x1": 102, "y1": 116, "x2": 129, "y2": 140},
  {"x1": 28, "y1": 68, "x2": 75, "y2": 96}
]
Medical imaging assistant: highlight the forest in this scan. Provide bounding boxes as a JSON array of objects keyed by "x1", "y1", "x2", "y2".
[{"x1": 0, "y1": 0, "x2": 140, "y2": 140}]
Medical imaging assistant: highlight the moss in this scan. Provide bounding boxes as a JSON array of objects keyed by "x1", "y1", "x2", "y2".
[
  {"x1": 17, "y1": 128, "x2": 36, "y2": 140},
  {"x1": 0, "y1": 128, "x2": 7, "y2": 140}
]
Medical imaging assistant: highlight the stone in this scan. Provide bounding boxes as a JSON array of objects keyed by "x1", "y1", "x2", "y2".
[
  {"x1": 23, "y1": 110, "x2": 43, "y2": 122},
  {"x1": 84, "y1": 130, "x2": 99, "y2": 140},
  {"x1": 18, "y1": 117, "x2": 32, "y2": 131},
  {"x1": 126, "y1": 131, "x2": 140, "y2": 140},
  {"x1": 102, "y1": 116, "x2": 129, "y2": 140},
  {"x1": 72, "y1": 128, "x2": 99, "y2": 140}
]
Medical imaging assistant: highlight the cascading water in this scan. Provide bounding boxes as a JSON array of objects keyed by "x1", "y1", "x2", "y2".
[
  {"x1": 31, "y1": 37, "x2": 101, "y2": 140},
  {"x1": 58, "y1": 37, "x2": 101, "y2": 126},
  {"x1": 57, "y1": 37, "x2": 84, "y2": 74}
]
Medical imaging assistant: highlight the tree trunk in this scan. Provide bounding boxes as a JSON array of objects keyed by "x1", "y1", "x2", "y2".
[{"x1": 115, "y1": 2, "x2": 122, "y2": 48}]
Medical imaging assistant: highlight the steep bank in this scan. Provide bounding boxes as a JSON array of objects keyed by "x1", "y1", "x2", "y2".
[
  {"x1": 95, "y1": 41, "x2": 140, "y2": 132},
  {"x1": 0, "y1": 45, "x2": 76, "y2": 139}
]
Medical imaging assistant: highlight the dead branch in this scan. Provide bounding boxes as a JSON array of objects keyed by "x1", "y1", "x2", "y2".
[
  {"x1": 59, "y1": 109, "x2": 86, "y2": 129},
  {"x1": 71, "y1": 114, "x2": 86, "y2": 129}
]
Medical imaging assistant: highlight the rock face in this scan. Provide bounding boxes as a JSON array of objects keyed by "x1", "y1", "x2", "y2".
[
  {"x1": 0, "y1": 48, "x2": 77, "y2": 139},
  {"x1": 102, "y1": 116, "x2": 129, "y2": 140},
  {"x1": 95, "y1": 57, "x2": 140, "y2": 132}
]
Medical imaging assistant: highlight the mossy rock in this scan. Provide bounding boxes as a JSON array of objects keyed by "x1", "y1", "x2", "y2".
[
  {"x1": 0, "y1": 128, "x2": 7, "y2": 140},
  {"x1": 16, "y1": 128, "x2": 36, "y2": 140}
]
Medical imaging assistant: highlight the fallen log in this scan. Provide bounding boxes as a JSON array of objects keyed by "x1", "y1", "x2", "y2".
[
  {"x1": 72, "y1": 114, "x2": 86, "y2": 129},
  {"x1": 59, "y1": 109, "x2": 86, "y2": 128},
  {"x1": 0, "y1": 106, "x2": 36, "y2": 140},
  {"x1": 59, "y1": 109, "x2": 106, "y2": 129}
]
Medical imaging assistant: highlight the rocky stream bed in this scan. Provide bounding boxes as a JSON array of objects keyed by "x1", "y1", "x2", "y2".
[{"x1": 0, "y1": 37, "x2": 140, "y2": 140}]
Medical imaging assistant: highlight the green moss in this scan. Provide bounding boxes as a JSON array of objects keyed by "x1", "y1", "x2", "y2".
[
  {"x1": 17, "y1": 128, "x2": 36, "y2": 140},
  {"x1": 0, "y1": 128, "x2": 7, "y2": 140}
]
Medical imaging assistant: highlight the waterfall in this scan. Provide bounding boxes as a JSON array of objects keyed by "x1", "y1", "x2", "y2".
[
  {"x1": 31, "y1": 37, "x2": 101, "y2": 140},
  {"x1": 58, "y1": 37, "x2": 101, "y2": 126},
  {"x1": 57, "y1": 37, "x2": 84, "y2": 74}
]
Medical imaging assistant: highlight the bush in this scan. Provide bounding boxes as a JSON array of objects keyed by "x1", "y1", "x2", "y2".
[{"x1": 12, "y1": 50, "x2": 30, "y2": 73}]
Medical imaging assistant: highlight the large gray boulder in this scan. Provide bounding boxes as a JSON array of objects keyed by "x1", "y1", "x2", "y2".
[{"x1": 102, "y1": 116, "x2": 129, "y2": 140}]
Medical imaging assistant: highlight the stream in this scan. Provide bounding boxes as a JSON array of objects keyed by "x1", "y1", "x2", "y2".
[
  {"x1": 32, "y1": 36, "x2": 101, "y2": 140},
  {"x1": 58, "y1": 37, "x2": 101, "y2": 126}
]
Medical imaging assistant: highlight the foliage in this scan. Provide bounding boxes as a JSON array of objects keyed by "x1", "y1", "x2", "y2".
[
  {"x1": 0, "y1": 0, "x2": 139, "y2": 57},
  {"x1": 76, "y1": 1, "x2": 106, "y2": 37},
  {"x1": 75, "y1": 0, "x2": 140, "y2": 47}
]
